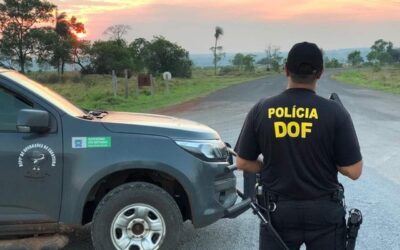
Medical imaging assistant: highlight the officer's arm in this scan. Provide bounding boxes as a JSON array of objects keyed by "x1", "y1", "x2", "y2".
[
  {"x1": 236, "y1": 156, "x2": 262, "y2": 173},
  {"x1": 337, "y1": 160, "x2": 363, "y2": 180}
]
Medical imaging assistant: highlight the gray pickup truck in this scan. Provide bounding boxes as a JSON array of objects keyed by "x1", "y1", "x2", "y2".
[{"x1": 0, "y1": 68, "x2": 248, "y2": 250}]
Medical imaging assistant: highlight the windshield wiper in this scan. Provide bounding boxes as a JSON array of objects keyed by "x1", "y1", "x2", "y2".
[
  {"x1": 80, "y1": 109, "x2": 108, "y2": 119},
  {"x1": 79, "y1": 113, "x2": 94, "y2": 120},
  {"x1": 87, "y1": 110, "x2": 109, "y2": 119}
]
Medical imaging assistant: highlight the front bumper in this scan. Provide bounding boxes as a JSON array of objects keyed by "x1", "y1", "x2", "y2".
[
  {"x1": 191, "y1": 161, "x2": 237, "y2": 228},
  {"x1": 190, "y1": 147, "x2": 250, "y2": 227},
  {"x1": 222, "y1": 165, "x2": 251, "y2": 219}
]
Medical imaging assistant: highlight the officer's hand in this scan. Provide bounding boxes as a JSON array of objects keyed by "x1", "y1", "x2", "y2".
[{"x1": 236, "y1": 156, "x2": 263, "y2": 173}]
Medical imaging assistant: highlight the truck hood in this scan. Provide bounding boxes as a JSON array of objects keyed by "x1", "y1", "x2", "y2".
[{"x1": 101, "y1": 112, "x2": 220, "y2": 140}]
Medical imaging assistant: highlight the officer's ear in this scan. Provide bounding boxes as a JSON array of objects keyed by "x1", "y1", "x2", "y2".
[
  {"x1": 316, "y1": 69, "x2": 324, "y2": 79},
  {"x1": 284, "y1": 64, "x2": 290, "y2": 77}
]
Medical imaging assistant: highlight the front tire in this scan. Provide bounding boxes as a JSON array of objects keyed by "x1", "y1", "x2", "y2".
[{"x1": 91, "y1": 182, "x2": 183, "y2": 250}]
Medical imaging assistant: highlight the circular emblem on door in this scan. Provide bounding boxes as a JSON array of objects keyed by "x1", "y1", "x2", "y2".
[{"x1": 18, "y1": 143, "x2": 56, "y2": 178}]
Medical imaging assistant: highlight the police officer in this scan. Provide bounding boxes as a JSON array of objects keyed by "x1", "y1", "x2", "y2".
[{"x1": 235, "y1": 42, "x2": 363, "y2": 250}]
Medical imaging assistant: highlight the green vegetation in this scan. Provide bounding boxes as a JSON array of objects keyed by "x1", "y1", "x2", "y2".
[
  {"x1": 38, "y1": 13, "x2": 86, "y2": 74},
  {"x1": 257, "y1": 45, "x2": 283, "y2": 72},
  {"x1": 333, "y1": 67, "x2": 400, "y2": 94},
  {"x1": 0, "y1": 1, "x2": 268, "y2": 113},
  {"x1": 232, "y1": 53, "x2": 256, "y2": 72},
  {"x1": 0, "y1": 1, "x2": 195, "y2": 78},
  {"x1": 334, "y1": 39, "x2": 400, "y2": 95},
  {"x1": 86, "y1": 36, "x2": 193, "y2": 77},
  {"x1": 0, "y1": 0, "x2": 56, "y2": 73},
  {"x1": 325, "y1": 58, "x2": 343, "y2": 68},
  {"x1": 30, "y1": 69, "x2": 270, "y2": 112},
  {"x1": 367, "y1": 39, "x2": 400, "y2": 65},
  {"x1": 142, "y1": 36, "x2": 192, "y2": 78},
  {"x1": 347, "y1": 50, "x2": 364, "y2": 66},
  {"x1": 88, "y1": 40, "x2": 133, "y2": 74}
]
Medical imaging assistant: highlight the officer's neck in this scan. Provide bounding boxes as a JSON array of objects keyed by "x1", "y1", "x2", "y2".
[{"x1": 287, "y1": 80, "x2": 317, "y2": 91}]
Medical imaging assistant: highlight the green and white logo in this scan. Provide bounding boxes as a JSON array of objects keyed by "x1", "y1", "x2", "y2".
[{"x1": 72, "y1": 137, "x2": 112, "y2": 149}]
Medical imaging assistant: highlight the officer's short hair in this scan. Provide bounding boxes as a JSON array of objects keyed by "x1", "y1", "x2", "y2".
[
  {"x1": 286, "y1": 42, "x2": 323, "y2": 84},
  {"x1": 289, "y1": 64, "x2": 320, "y2": 84}
]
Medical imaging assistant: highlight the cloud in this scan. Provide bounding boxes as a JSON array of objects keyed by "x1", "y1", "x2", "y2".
[
  {"x1": 53, "y1": 0, "x2": 151, "y2": 17},
  {"x1": 52, "y1": 0, "x2": 400, "y2": 52},
  {"x1": 54, "y1": 0, "x2": 400, "y2": 23}
]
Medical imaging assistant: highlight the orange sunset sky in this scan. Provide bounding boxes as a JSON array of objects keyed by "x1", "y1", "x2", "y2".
[{"x1": 54, "y1": 0, "x2": 400, "y2": 53}]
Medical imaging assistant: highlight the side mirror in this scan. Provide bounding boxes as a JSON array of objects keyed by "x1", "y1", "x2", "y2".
[{"x1": 17, "y1": 109, "x2": 50, "y2": 133}]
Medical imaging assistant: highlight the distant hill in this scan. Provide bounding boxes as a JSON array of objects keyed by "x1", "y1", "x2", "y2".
[{"x1": 190, "y1": 48, "x2": 370, "y2": 67}]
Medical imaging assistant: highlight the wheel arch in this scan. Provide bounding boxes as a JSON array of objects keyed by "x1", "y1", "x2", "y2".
[{"x1": 67, "y1": 162, "x2": 195, "y2": 225}]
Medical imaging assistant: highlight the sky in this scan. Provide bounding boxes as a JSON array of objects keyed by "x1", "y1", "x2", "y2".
[{"x1": 53, "y1": 0, "x2": 400, "y2": 54}]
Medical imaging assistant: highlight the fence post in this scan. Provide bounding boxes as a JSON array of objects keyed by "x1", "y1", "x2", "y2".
[
  {"x1": 135, "y1": 74, "x2": 139, "y2": 97},
  {"x1": 124, "y1": 69, "x2": 129, "y2": 99},
  {"x1": 150, "y1": 74, "x2": 155, "y2": 95},
  {"x1": 162, "y1": 72, "x2": 172, "y2": 94},
  {"x1": 112, "y1": 70, "x2": 117, "y2": 97},
  {"x1": 165, "y1": 79, "x2": 169, "y2": 94}
]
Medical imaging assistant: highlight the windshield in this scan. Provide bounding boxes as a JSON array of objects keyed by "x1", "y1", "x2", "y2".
[{"x1": 3, "y1": 71, "x2": 85, "y2": 117}]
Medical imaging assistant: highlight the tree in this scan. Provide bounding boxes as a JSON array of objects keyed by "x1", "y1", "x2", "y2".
[
  {"x1": 389, "y1": 48, "x2": 400, "y2": 63},
  {"x1": 71, "y1": 39, "x2": 91, "y2": 73},
  {"x1": 347, "y1": 50, "x2": 364, "y2": 66},
  {"x1": 367, "y1": 39, "x2": 394, "y2": 64},
  {"x1": 144, "y1": 36, "x2": 192, "y2": 77},
  {"x1": 0, "y1": 0, "x2": 56, "y2": 72},
  {"x1": 210, "y1": 26, "x2": 224, "y2": 75},
  {"x1": 232, "y1": 53, "x2": 255, "y2": 71},
  {"x1": 53, "y1": 13, "x2": 85, "y2": 74},
  {"x1": 34, "y1": 26, "x2": 59, "y2": 68},
  {"x1": 242, "y1": 54, "x2": 256, "y2": 71},
  {"x1": 263, "y1": 45, "x2": 282, "y2": 72},
  {"x1": 103, "y1": 24, "x2": 131, "y2": 42},
  {"x1": 325, "y1": 58, "x2": 343, "y2": 68},
  {"x1": 35, "y1": 12, "x2": 86, "y2": 74},
  {"x1": 128, "y1": 38, "x2": 150, "y2": 73},
  {"x1": 232, "y1": 53, "x2": 244, "y2": 70},
  {"x1": 88, "y1": 40, "x2": 132, "y2": 75}
]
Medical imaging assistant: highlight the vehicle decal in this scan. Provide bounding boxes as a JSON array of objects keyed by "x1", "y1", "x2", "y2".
[
  {"x1": 72, "y1": 137, "x2": 112, "y2": 149},
  {"x1": 17, "y1": 143, "x2": 56, "y2": 178}
]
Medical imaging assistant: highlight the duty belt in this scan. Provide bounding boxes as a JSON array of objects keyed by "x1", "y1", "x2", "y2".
[{"x1": 265, "y1": 189, "x2": 345, "y2": 204}]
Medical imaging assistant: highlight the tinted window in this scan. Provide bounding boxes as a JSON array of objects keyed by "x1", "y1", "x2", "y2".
[
  {"x1": 2, "y1": 71, "x2": 85, "y2": 117},
  {"x1": 0, "y1": 87, "x2": 32, "y2": 132}
]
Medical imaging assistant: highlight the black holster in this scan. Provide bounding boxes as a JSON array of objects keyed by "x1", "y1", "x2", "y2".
[{"x1": 346, "y1": 209, "x2": 363, "y2": 250}]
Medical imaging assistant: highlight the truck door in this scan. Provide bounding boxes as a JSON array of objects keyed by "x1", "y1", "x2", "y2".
[{"x1": 0, "y1": 86, "x2": 63, "y2": 224}]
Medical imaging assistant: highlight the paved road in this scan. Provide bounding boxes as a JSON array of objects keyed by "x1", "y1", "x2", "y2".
[{"x1": 65, "y1": 71, "x2": 400, "y2": 249}]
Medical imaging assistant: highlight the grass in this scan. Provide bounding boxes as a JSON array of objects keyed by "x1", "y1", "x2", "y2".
[
  {"x1": 333, "y1": 66, "x2": 400, "y2": 94},
  {"x1": 29, "y1": 68, "x2": 271, "y2": 112}
]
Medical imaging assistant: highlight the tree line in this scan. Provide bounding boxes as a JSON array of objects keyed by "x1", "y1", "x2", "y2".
[
  {"x1": 323, "y1": 39, "x2": 400, "y2": 68},
  {"x1": 223, "y1": 45, "x2": 282, "y2": 74},
  {"x1": 227, "y1": 39, "x2": 400, "y2": 73},
  {"x1": 0, "y1": 0, "x2": 192, "y2": 77},
  {"x1": 1, "y1": 1, "x2": 398, "y2": 78},
  {"x1": 347, "y1": 39, "x2": 400, "y2": 67}
]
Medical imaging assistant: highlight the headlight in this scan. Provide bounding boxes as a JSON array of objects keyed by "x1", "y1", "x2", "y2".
[{"x1": 175, "y1": 139, "x2": 229, "y2": 162}]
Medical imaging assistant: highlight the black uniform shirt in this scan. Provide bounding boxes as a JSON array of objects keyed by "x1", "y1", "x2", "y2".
[{"x1": 235, "y1": 88, "x2": 362, "y2": 200}]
